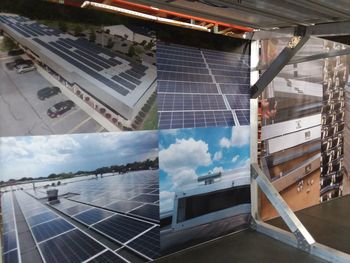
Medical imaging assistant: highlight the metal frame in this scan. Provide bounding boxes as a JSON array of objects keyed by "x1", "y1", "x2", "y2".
[
  {"x1": 251, "y1": 26, "x2": 310, "y2": 98},
  {"x1": 249, "y1": 30, "x2": 350, "y2": 261}
]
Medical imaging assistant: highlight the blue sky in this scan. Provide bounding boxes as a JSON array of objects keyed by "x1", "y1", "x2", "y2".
[
  {"x1": 159, "y1": 126, "x2": 250, "y2": 213},
  {"x1": 0, "y1": 131, "x2": 158, "y2": 181}
]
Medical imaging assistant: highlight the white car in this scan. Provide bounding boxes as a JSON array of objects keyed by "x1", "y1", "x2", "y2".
[{"x1": 16, "y1": 64, "x2": 36, "y2": 74}]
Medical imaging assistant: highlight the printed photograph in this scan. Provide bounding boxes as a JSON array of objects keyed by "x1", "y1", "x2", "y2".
[
  {"x1": 157, "y1": 31, "x2": 250, "y2": 130},
  {"x1": 159, "y1": 126, "x2": 250, "y2": 254},
  {"x1": 0, "y1": 1, "x2": 157, "y2": 136},
  {"x1": 0, "y1": 131, "x2": 160, "y2": 263}
]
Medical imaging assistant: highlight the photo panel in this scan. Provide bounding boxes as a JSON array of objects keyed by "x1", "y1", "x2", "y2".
[
  {"x1": 0, "y1": 0, "x2": 157, "y2": 137},
  {"x1": 259, "y1": 37, "x2": 350, "y2": 220},
  {"x1": 159, "y1": 126, "x2": 250, "y2": 255},
  {"x1": 0, "y1": 131, "x2": 160, "y2": 263}
]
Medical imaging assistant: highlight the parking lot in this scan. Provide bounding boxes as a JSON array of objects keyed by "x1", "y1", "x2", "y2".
[{"x1": 0, "y1": 56, "x2": 106, "y2": 136}]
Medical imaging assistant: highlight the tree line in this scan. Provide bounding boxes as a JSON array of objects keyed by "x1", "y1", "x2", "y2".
[{"x1": 0, "y1": 157, "x2": 158, "y2": 185}]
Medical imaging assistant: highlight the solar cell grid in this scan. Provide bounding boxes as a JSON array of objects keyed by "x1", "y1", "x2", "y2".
[
  {"x1": 158, "y1": 94, "x2": 227, "y2": 111},
  {"x1": 157, "y1": 53, "x2": 204, "y2": 63},
  {"x1": 31, "y1": 218, "x2": 75, "y2": 242},
  {"x1": 215, "y1": 75, "x2": 249, "y2": 84},
  {"x1": 92, "y1": 214, "x2": 153, "y2": 243},
  {"x1": 226, "y1": 95, "x2": 250, "y2": 109},
  {"x1": 64, "y1": 204, "x2": 91, "y2": 216},
  {"x1": 105, "y1": 200, "x2": 142, "y2": 213},
  {"x1": 208, "y1": 63, "x2": 250, "y2": 71},
  {"x1": 158, "y1": 72, "x2": 213, "y2": 83},
  {"x1": 131, "y1": 194, "x2": 158, "y2": 203},
  {"x1": 126, "y1": 227, "x2": 160, "y2": 260},
  {"x1": 3, "y1": 230, "x2": 17, "y2": 252},
  {"x1": 129, "y1": 204, "x2": 159, "y2": 221},
  {"x1": 3, "y1": 249, "x2": 19, "y2": 263},
  {"x1": 27, "y1": 211, "x2": 58, "y2": 227},
  {"x1": 235, "y1": 110, "x2": 250, "y2": 125},
  {"x1": 119, "y1": 72, "x2": 142, "y2": 85},
  {"x1": 212, "y1": 69, "x2": 250, "y2": 78},
  {"x1": 157, "y1": 48, "x2": 203, "y2": 59},
  {"x1": 87, "y1": 251, "x2": 126, "y2": 263},
  {"x1": 112, "y1": 75, "x2": 136, "y2": 90},
  {"x1": 39, "y1": 229, "x2": 105, "y2": 263},
  {"x1": 158, "y1": 64, "x2": 209, "y2": 75},
  {"x1": 220, "y1": 84, "x2": 250, "y2": 94},
  {"x1": 74, "y1": 208, "x2": 114, "y2": 226}
]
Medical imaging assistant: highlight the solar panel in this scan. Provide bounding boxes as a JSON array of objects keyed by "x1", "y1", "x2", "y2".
[
  {"x1": 112, "y1": 75, "x2": 136, "y2": 90},
  {"x1": 39, "y1": 229, "x2": 105, "y2": 263},
  {"x1": 64, "y1": 204, "x2": 91, "y2": 216},
  {"x1": 3, "y1": 230, "x2": 17, "y2": 252},
  {"x1": 235, "y1": 110, "x2": 250, "y2": 125},
  {"x1": 93, "y1": 214, "x2": 153, "y2": 243},
  {"x1": 87, "y1": 251, "x2": 127, "y2": 263},
  {"x1": 74, "y1": 208, "x2": 113, "y2": 226},
  {"x1": 158, "y1": 81, "x2": 218, "y2": 94},
  {"x1": 3, "y1": 249, "x2": 19, "y2": 263},
  {"x1": 158, "y1": 110, "x2": 235, "y2": 129},
  {"x1": 158, "y1": 94, "x2": 227, "y2": 111},
  {"x1": 157, "y1": 42, "x2": 250, "y2": 129},
  {"x1": 126, "y1": 227, "x2": 160, "y2": 260},
  {"x1": 105, "y1": 200, "x2": 142, "y2": 213},
  {"x1": 74, "y1": 50, "x2": 111, "y2": 69},
  {"x1": 131, "y1": 194, "x2": 158, "y2": 203},
  {"x1": 129, "y1": 204, "x2": 159, "y2": 221},
  {"x1": 119, "y1": 72, "x2": 142, "y2": 85},
  {"x1": 220, "y1": 84, "x2": 250, "y2": 94},
  {"x1": 27, "y1": 211, "x2": 58, "y2": 227},
  {"x1": 32, "y1": 38, "x2": 129, "y2": 96},
  {"x1": 226, "y1": 95, "x2": 250, "y2": 109},
  {"x1": 31, "y1": 218, "x2": 75, "y2": 242}
]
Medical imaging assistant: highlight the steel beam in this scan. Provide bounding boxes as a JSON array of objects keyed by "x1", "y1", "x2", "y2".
[
  {"x1": 251, "y1": 163, "x2": 315, "y2": 249},
  {"x1": 251, "y1": 26, "x2": 310, "y2": 99}
]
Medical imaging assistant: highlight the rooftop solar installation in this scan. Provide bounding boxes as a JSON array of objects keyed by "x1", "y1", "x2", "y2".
[
  {"x1": 0, "y1": 14, "x2": 157, "y2": 117},
  {"x1": 2, "y1": 169, "x2": 160, "y2": 262},
  {"x1": 157, "y1": 42, "x2": 250, "y2": 129}
]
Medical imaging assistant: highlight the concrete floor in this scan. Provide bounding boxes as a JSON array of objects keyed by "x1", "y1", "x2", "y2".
[
  {"x1": 270, "y1": 194, "x2": 350, "y2": 255},
  {"x1": 155, "y1": 230, "x2": 326, "y2": 263}
]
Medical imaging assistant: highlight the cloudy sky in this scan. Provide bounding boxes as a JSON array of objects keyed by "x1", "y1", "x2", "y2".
[
  {"x1": 0, "y1": 131, "x2": 158, "y2": 181},
  {"x1": 159, "y1": 126, "x2": 250, "y2": 214}
]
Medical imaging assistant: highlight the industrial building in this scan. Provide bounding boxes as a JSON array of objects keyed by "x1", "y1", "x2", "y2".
[{"x1": 0, "y1": 14, "x2": 156, "y2": 127}]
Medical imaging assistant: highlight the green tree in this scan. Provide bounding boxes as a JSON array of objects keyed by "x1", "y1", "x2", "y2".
[
  {"x1": 89, "y1": 29, "x2": 96, "y2": 42},
  {"x1": 58, "y1": 21, "x2": 68, "y2": 32},
  {"x1": 2, "y1": 36, "x2": 16, "y2": 51},
  {"x1": 73, "y1": 25, "x2": 83, "y2": 36}
]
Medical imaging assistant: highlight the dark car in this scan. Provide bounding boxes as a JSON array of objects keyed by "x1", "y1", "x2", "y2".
[
  {"x1": 37, "y1": 87, "x2": 61, "y2": 100},
  {"x1": 47, "y1": 100, "x2": 75, "y2": 118},
  {"x1": 15, "y1": 59, "x2": 33, "y2": 70},
  {"x1": 8, "y1": 49, "x2": 25, "y2": 56}
]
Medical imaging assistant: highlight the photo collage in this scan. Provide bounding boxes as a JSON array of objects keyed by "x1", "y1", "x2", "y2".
[{"x1": 0, "y1": 0, "x2": 251, "y2": 262}]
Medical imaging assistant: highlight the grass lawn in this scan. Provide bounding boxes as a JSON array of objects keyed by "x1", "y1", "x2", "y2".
[{"x1": 141, "y1": 101, "x2": 157, "y2": 130}]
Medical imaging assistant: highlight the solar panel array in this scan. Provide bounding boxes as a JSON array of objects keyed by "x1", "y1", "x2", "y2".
[
  {"x1": 7, "y1": 191, "x2": 128, "y2": 263},
  {"x1": 0, "y1": 15, "x2": 151, "y2": 99},
  {"x1": 157, "y1": 42, "x2": 250, "y2": 129},
  {"x1": 2, "y1": 193, "x2": 20, "y2": 263},
  {"x1": 46, "y1": 170, "x2": 159, "y2": 261}
]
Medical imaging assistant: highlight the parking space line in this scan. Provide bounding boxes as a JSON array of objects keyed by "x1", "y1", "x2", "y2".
[
  {"x1": 51, "y1": 109, "x2": 81, "y2": 127},
  {"x1": 68, "y1": 117, "x2": 92, "y2": 134}
]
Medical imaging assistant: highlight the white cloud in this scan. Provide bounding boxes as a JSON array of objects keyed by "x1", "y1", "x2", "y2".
[
  {"x1": 213, "y1": 151, "x2": 222, "y2": 161},
  {"x1": 160, "y1": 138, "x2": 212, "y2": 190},
  {"x1": 211, "y1": 166, "x2": 224, "y2": 174},
  {"x1": 160, "y1": 190, "x2": 175, "y2": 213},
  {"x1": 232, "y1": 154, "x2": 240, "y2": 163},
  {"x1": 220, "y1": 126, "x2": 250, "y2": 148}
]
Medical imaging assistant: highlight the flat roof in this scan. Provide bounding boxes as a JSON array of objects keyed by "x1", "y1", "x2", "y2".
[{"x1": 0, "y1": 14, "x2": 156, "y2": 109}]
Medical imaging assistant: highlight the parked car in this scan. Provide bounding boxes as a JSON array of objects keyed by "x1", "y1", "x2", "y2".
[
  {"x1": 15, "y1": 59, "x2": 33, "y2": 69},
  {"x1": 8, "y1": 49, "x2": 24, "y2": 56},
  {"x1": 37, "y1": 87, "x2": 61, "y2": 100},
  {"x1": 16, "y1": 64, "x2": 36, "y2": 74},
  {"x1": 47, "y1": 100, "x2": 75, "y2": 118}
]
